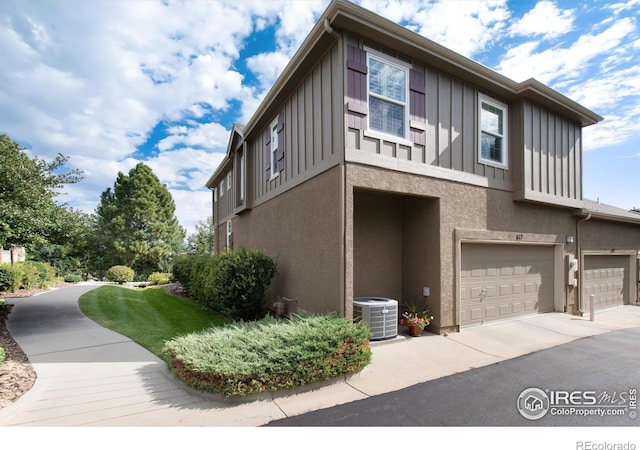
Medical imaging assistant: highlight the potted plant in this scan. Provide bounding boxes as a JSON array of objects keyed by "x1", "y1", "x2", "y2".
[{"x1": 400, "y1": 303, "x2": 433, "y2": 337}]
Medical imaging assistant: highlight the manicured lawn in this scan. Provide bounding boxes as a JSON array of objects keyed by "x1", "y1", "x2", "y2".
[{"x1": 78, "y1": 285, "x2": 229, "y2": 359}]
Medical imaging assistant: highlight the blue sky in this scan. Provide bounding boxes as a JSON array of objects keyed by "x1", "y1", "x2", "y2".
[{"x1": 1, "y1": 0, "x2": 638, "y2": 236}]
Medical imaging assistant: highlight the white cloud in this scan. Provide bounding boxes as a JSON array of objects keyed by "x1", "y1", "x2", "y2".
[
  {"x1": 404, "y1": 0, "x2": 511, "y2": 58},
  {"x1": 157, "y1": 122, "x2": 230, "y2": 152},
  {"x1": 497, "y1": 17, "x2": 635, "y2": 84},
  {"x1": 509, "y1": 1, "x2": 575, "y2": 38},
  {"x1": 245, "y1": 51, "x2": 293, "y2": 90}
]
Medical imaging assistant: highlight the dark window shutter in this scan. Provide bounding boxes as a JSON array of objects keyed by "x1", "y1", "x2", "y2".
[
  {"x1": 264, "y1": 125, "x2": 271, "y2": 175},
  {"x1": 347, "y1": 45, "x2": 368, "y2": 130},
  {"x1": 277, "y1": 110, "x2": 285, "y2": 172},
  {"x1": 409, "y1": 68, "x2": 426, "y2": 145}
]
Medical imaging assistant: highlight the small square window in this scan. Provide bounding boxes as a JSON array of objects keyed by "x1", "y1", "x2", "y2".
[{"x1": 478, "y1": 94, "x2": 508, "y2": 169}]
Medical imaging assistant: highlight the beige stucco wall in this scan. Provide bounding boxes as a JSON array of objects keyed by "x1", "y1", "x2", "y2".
[
  {"x1": 344, "y1": 162, "x2": 605, "y2": 333},
  {"x1": 231, "y1": 165, "x2": 344, "y2": 315}
]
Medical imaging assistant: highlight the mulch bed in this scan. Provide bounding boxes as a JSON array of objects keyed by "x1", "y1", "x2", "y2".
[{"x1": 0, "y1": 300, "x2": 37, "y2": 409}]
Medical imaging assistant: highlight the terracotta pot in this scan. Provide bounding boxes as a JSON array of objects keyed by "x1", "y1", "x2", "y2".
[{"x1": 408, "y1": 324, "x2": 423, "y2": 337}]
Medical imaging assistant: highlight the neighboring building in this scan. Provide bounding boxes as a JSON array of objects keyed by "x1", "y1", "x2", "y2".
[
  {"x1": 0, "y1": 246, "x2": 26, "y2": 264},
  {"x1": 206, "y1": 0, "x2": 640, "y2": 334}
]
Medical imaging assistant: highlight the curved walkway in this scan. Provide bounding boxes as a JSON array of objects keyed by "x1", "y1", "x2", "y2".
[{"x1": 1, "y1": 283, "x2": 639, "y2": 427}]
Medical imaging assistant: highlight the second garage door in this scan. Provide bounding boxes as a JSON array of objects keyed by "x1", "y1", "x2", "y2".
[
  {"x1": 460, "y1": 244, "x2": 555, "y2": 326},
  {"x1": 582, "y1": 255, "x2": 627, "y2": 313}
]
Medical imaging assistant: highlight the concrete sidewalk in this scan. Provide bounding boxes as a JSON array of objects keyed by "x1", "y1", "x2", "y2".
[{"x1": 1, "y1": 283, "x2": 638, "y2": 426}]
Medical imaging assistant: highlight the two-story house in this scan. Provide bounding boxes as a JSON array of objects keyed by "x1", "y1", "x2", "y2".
[{"x1": 206, "y1": 0, "x2": 640, "y2": 334}]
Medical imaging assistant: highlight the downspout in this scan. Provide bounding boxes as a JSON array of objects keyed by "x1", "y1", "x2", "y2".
[
  {"x1": 207, "y1": 186, "x2": 217, "y2": 255},
  {"x1": 324, "y1": 18, "x2": 340, "y2": 40},
  {"x1": 575, "y1": 212, "x2": 592, "y2": 315},
  {"x1": 324, "y1": 16, "x2": 347, "y2": 317}
]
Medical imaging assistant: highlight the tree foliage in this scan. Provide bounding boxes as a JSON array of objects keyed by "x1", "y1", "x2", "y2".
[
  {"x1": 0, "y1": 134, "x2": 83, "y2": 248},
  {"x1": 93, "y1": 163, "x2": 185, "y2": 280},
  {"x1": 185, "y1": 216, "x2": 215, "y2": 255},
  {"x1": 26, "y1": 209, "x2": 95, "y2": 278}
]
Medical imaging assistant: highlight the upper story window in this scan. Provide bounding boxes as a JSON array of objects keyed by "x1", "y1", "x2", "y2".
[
  {"x1": 270, "y1": 118, "x2": 279, "y2": 179},
  {"x1": 219, "y1": 179, "x2": 224, "y2": 197},
  {"x1": 226, "y1": 172, "x2": 232, "y2": 190},
  {"x1": 478, "y1": 94, "x2": 508, "y2": 169},
  {"x1": 367, "y1": 52, "x2": 409, "y2": 139}
]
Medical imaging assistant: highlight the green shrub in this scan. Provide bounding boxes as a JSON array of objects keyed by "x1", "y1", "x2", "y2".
[
  {"x1": 172, "y1": 249, "x2": 277, "y2": 321},
  {"x1": 64, "y1": 273, "x2": 83, "y2": 283},
  {"x1": 0, "y1": 264, "x2": 15, "y2": 292},
  {"x1": 164, "y1": 313, "x2": 372, "y2": 397},
  {"x1": 0, "y1": 346, "x2": 5, "y2": 365},
  {"x1": 106, "y1": 265, "x2": 135, "y2": 284},
  {"x1": 211, "y1": 248, "x2": 277, "y2": 321},
  {"x1": 19, "y1": 262, "x2": 41, "y2": 290},
  {"x1": 28, "y1": 261, "x2": 57, "y2": 289},
  {"x1": 147, "y1": 272, "x2": 171, "y2": 285}
]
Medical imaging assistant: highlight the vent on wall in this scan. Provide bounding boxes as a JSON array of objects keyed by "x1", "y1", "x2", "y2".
[{"x1": 353, "y1": 297, "x2": 398, "y2": 340}]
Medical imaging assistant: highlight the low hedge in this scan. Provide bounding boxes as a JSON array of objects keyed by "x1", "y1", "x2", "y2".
[
  {"x1": 163, "y1": 313, "x2": 372, "y2": 397},
  {"x1": 0, "y1": 346, "x2": 5, "y2": 365}
]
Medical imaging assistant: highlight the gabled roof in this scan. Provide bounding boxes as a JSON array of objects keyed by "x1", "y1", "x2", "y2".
[{"x1": 205, "y1": 123, "x2": 244, "y2": 188}]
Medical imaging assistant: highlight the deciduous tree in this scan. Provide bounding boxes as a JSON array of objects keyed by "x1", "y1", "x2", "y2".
[{"x1": 0, "y1": 134, "x2": 82, "y2": 248}]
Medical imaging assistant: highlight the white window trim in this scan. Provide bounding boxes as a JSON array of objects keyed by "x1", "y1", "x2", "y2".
[
  {"x1": 478, "y1": 93, "x2": 508, "y2": 170},
  {"x1": 226, "y1": 220, "x2": 232, "y2": 249},
  {"x1": 239, "y1": 152, "x2": 245, "y2": 202},
  {"x1": 219, "y1": 180, "x2": 224, "y2": 196},
  {"x1": 269, "y1": 118, "x2": 279, "y2": 180},
  {"x1": 365, "y1": 47, "x2": 410, "y2": 141}
]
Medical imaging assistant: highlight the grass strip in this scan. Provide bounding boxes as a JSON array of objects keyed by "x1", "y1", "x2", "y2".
[{"x1": 78, "y1": 285, "x2": 228, "y2": 359}]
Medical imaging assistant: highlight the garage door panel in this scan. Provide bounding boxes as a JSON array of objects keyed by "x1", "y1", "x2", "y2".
[
  {"x1": 461, "y1": 244, "x2": 554, "y2": 326},
  {"x1": 583, "y1": 255, "x2": 627, "y2": 314}
]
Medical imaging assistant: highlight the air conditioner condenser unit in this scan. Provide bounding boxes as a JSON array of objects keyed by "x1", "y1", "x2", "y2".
[{"x1": 353, "y1": 297, "x2": 398, "y2": 340}]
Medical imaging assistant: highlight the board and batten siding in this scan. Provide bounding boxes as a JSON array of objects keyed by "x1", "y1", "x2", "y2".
[
  {"x1": 215, "y1": 173, "x2": 234, "y2": 222},
  {"x1": 345, "y1": 42, "x2": 511, "y2": 192},
  {"x1": 513, "y1": 100, "x2": 583, "y2": 207},
  {"x1": 248, "y1": 43, "x2": 343, "y2": 207}
]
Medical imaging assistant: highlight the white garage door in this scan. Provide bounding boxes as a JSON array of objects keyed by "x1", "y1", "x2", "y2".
[
  {"x1": 583, "y1": 255, "x2": 627, "y2": 313},
  {"x1": 460, "y1": 244, "x2": 555, "y2": 326}
]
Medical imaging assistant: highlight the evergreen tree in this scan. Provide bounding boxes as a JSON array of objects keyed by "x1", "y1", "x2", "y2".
[
  {"x1": 94, "y1": 163, "x2": 185, "y2": 279},
  {"x1": 185, "y1": 216, "x2": 215, "y2": 255}
]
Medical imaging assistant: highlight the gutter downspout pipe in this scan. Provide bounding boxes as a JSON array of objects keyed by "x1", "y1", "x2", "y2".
[
  {"x1": 575, "y1": 212, "x2": 592, "y2": 315},
  {"x1": 324, "y1": 18, "x2": 340, "y2": 40}
]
